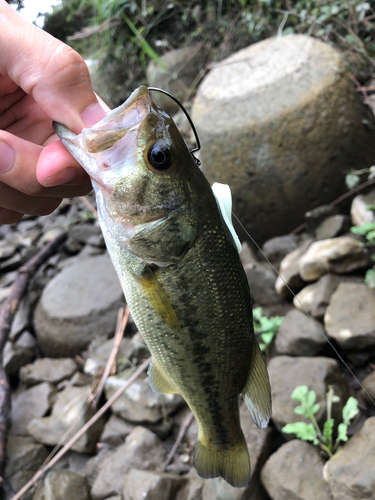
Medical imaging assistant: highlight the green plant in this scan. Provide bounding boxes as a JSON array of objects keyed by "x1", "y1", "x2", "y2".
[
  {"x1": 282, "y1": 385, "x2": 359, "y2": 458},
  {"x1": 253, "y1": 307, "x2": 283, "y2": 352},
  {"x1": 350, "y1": 201, "x2": 375, "y2": 288}
]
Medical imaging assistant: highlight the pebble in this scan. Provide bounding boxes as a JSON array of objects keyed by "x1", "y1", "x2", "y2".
[
  {"x1": 275, "y1": 239, "x2": 312, "y2": 298},
  {"x1": 20, "y1": 357, "x2": 78, "y2": 386},
  {"x1": 33, "y1": 469, "x2": 90, "y2": 500}
]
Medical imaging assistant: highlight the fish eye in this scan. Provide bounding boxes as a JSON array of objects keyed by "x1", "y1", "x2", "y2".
[{"x1": 147, "y1": 142, "x2": 172, "y2": 171}]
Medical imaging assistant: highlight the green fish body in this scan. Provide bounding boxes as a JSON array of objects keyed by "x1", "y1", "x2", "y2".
[{"x1": 54, "y1": 86, "x2": 271, "y2": 487}]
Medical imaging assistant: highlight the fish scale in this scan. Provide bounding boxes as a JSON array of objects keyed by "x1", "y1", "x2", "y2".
[{"x1": 54, "y1": 85, "x2": 272, "y2": 488}]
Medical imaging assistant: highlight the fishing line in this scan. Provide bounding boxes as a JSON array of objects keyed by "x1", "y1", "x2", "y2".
[{"x1": 232, "y1": 212, "x2": 375, "y2": 408}]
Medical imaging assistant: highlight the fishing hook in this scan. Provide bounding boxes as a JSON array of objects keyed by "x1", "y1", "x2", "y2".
[{"x1": 148, "y1": 87, "x2": 201, "y2": 167}]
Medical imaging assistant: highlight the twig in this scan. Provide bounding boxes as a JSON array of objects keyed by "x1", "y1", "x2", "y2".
[
  {"x1": 289, "y1": 178, "x2": 375, "y2": 235},
  {"x1": 11, "y1": 356, "x2": 152, "y2": 500},
  {"x1": 163, "y1": 411, "x2": 195, "y2": 472},
  {"x1": 0, "y1": 232, "x2": 67, "y2": 480},
  {"x1": 0, "y1": 475, "x2": 16, "y2": 496},
  {"x1": 92, "y1": 305, "x2": 130, "y2": 407},
  {"x1": 79, "y1": 196, "x2": 98, "y2": 218}
]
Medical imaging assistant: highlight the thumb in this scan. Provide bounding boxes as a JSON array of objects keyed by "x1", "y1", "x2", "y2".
[{"x1": 0, "y1": 2, "x2": 107, "y2": 132}]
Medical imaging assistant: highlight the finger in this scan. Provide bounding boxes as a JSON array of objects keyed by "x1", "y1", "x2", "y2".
[
  {"x1": 0, "y1": 131, "x2": 92, "y2": 197},
  {"x1": 0, "y1": 207, "x2": 23, "y2": 225},
  {"x1": 0, "y1": 182, "x2": 61, "y2": 216},
  {"x1": 0, "y1": 3, "x2": 107, "y2": 132}
]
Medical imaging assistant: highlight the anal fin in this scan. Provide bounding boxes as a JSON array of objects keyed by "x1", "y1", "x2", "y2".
[
  {"x1": 242, "y1": 340, "x2": 272, "y2": 429},
  {"x1": 148, "y1": 360, "x2": 178, "y2": 394}
]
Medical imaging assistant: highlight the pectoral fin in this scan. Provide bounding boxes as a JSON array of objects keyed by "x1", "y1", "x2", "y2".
[
  {"x1": 134, "y1": 267, "x2": 180, "y2": 331},
  {"x1": 242, "y1": 340, "x2": 272, "y2": 429},
  {"x1": 148, "y1": 360, "x2": 178, "y2": 394}
]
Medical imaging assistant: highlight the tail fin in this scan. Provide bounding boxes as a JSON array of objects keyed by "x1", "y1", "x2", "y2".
[{"x1": 194, "y1": 434, "x2": 250, "y2": 488}]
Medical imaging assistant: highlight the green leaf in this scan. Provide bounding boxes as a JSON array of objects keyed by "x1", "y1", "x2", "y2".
[
  {"x1": 307, "y1": 390, "x2": 316, "y2": 406},
  {"x1": 342, "y1": 397, "x2": 359, "y2": 425},
  {"x1": 291, "y1": 385, "x2": 309, "y2": 402},
  {"x1": 311, "y1": 403, "x2": 320, "y2": 415},
  {"x1": 294, "y1": 405, "x2": 307, "y2": 416},
  {"x1": 346, "y1": 173, "x2": 361, "y2": 190},
  {"x1": 332, "y1": 394, "x2": 340, "y2": 403},
  {"x1": 323, "y1": 418, "x2": 334, "y2": 445},
  {"x1": 365, "y1": 268, "x2": 375, "y2": 289},
  {"x1": 282, "y1": 422, "x2": 318, "y2": 444},
  {"x1": 337, "y1": 422, "x2": 348, "y2": 443},
  {"x1": 351, "y1": 222, "x2": 375, "y2": 235}
]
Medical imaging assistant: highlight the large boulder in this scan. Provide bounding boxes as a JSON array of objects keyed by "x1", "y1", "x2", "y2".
[
  {"x1": 192, "y1": 35, "x2": 375, "y2": 243},
  {"x1": 34, "y1": 254, "x2": 125, "y2": 357}
]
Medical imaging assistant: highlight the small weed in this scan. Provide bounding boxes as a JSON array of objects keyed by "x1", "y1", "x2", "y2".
[
  {"x1": 282, "y1": 385, "x2": 359, "y2": 458},
  {"x1": 350, "y1": 198, "x2": 375, "y2": 288},
  {"x1": 253, "y1": 307, "x2": 283, "y2": 352}
]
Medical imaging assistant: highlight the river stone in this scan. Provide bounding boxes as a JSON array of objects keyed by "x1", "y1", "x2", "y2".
[
  {"x1": 123, "y1": 469, "x2": 185, "y2": 500},
  {"x1": 90, "y1": 426, "x2": 166, "y2": 499},
  {"x1": 100, "y1": 414, "x2": 135, "y2": 447},
  {"x1": 323, "y1": 416, "x2": 375, "y2": 500},
  {"x1": 275, "y1": 239, "x2": 312, "y2": 298},
  {"x1": 244, "y1": 263, "x2": 281, "y2": 306},
  {"x1": 315, "y1": 215, "x2": 350, "y2": 240},
  {"x1": 147, "y1": 45, "x2": 204, "y2": 114},
  {"x1": 351, "y1": 189, "x2": 375, "y2": 226},
  {"x1": 274, "y1": 309, "x2": 326, "y2": 356},
  {"x1": 105, "y1": 369, "x2": 185, "y2": 424},
  {"x1": 299, "y1": 237, "x2": 371, "y2": 281},
  {"x1": 34, "y1": 254, "x2": 125, "y2": 357},
  {"x1": 3, "y1": 341, "x2": 34, "y2": 376},
  {"x1": 262, "y1": 235, "x2": 300, "y2": 268},
  {"x1": 32, "y1": 469, "x2": 90, "y2": 500},
  {"x1": 305, "y1": 205, "x2": 340, "y2": 233},
  {"x1": 11, "y1": 382, "x2": 57, "y2": 435},
  {"x1": 5, "y1": 436, "x2": 49, "y2": 499},
  {"x1": 268, "y1": 356, "x2": 350, "y2": 429},
  {"x1": 361, "y1": 370, "x2": 375, "y2": 404},
  {"x1": 192, "y1": 34, "x2": 375, "y2": 243},
  {"x1": 20, "y1": 357, "x2": 78, "y2": 385},
  {"x1": 27, "y1": 385, "x2": 104, "y2": 453},
  {"x1": 261, "y1": 440, "x2": 332, "y2": 500},
  {"x1": 324, "y1": 283, "x2": 375, "y2": 362},
  {"x1": 293, "y1": 273, "x2": 362, "y2": 320}
]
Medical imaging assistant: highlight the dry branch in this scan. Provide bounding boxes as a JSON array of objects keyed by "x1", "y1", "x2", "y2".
[
  {"x1": 0, "y1": 232, "x2": 68, "y2": 480},
  {"x1": 163, "y1": 411, "x2": 195, "y2": 472}
]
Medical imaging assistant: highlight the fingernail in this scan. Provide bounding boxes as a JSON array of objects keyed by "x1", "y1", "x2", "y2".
[
  {"x1": 0, "y1": 140, "x2": 15, "y2": 174},
  {"x1": 81, "y1": 103, "x2": 107, "y2": 127},
  {"x1": 44, "y1": 167, "x2": 77, "y2": 187}
]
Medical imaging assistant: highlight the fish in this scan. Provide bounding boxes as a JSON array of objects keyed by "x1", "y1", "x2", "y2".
[{"x1": 53, "y1": 85, "x2": 272, "y2": 488}]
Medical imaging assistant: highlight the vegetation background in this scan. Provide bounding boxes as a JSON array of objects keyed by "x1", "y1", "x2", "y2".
[{"x1": 7, "y1": 0, "x2": 373, "y2": 109}]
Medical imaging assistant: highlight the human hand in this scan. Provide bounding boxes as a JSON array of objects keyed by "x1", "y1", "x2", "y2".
[{"x1": 0, "y1": 1, "x2": 109, "y2": 224}]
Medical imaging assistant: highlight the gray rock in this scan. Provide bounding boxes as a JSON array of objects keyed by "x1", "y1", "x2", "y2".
[
  {"x1": 324, "y1": 283, "x2": 375, "y2": 362},
  {"x1": 16, "y1": 331, "x2": 38, "y2": 350},
  {"x1": 90, "y1": 426, "x2": 166, "y2": 499},
  {"x1": 244, "y1": 263, "x2": 281, "y2": 306},
  {"x1": 192, "y1": 35, "x2": 375, "y2": 243},
  {"x1": 11, "y1": 382, "x2": 57, "y2": 435},
  {"x1": 84, "y1": 337, "x2": 131, "y2": 377},
  {"x1": 175, "y1": 470, "x2": 204, "y2": 500},
  {"x1": 268, "y1": 356, "x2": 351, "y2": 429},
  {"x1": 14, "y1": 228, "x2": 41, "y2": 248},
  {"x1": 70, "y1": 371, "x2": 92, "y2": 386},
  {"x1": 123, "y1": 469, "x2": 185, "y2": 500},
  {"x1": 147, "y1": 45, "x2": 204, "y2": 115},
  {"x1": 361, "y1": 370, "x2": 375, "y2": 404},
  {"x1": 315, "y1": 215, "x2": 350, "y2": 240},
  {"x1": 351, "y1": 189, "x2": 375, "y2": 226},
  {"x1": 28, "y1": 385, "x2": 104, "y2": 453},
  {"x1": 293, "y1": 273, "x2": 362, "y2": 320},
  {"x1": 20, "y1": 358, "x2": 78, "y2": 385},
  {"x1": 240, "y1": 242, "x2": 259, "y2": 267},
  {"x1": 32, "y1": 469, "x2": 90, "y2": 500},
  {"x1": 274, "y1": 309, "x2": 327, "y2": 356},
  {"x1": 105, "y1": 369, "x2": 185, "y2": 424},
  {"x1": 275, "y1": 240, "x2": 312, "y2": 298},
  {"x1": 1, "y1": 252, "x2": 23, "y2": 272},
  {"x1": 305, "y1": 205, "x2": 339, "y2": 233},
  {"x1": 34, "y1": 254, "x2": 125, "y2": 357},
  {"x1": 299, "y1": 237, "x2": 371, "y2": 281},
  {"x1": 69, "y1": 223, "x2": 102, "y2": 244},
  {"x1": 100, "y1": 414, "x2": 135, "y2": 447},
  {"x1": 262, "y1": 235, "x2": 300, "y2": 267},
  {"x1": 0, "y1": 239, "x2": 16, "y2": 259},
  {"x1": 323, "y1": 416, "x2": 375, "y2": 500},
  {"x1": 3, "y1": 341, "x2": 35, "y2": 376},
  {"x1": 124, "y1": 336, "x2": 151, "y2": 364},
  {"x1": 5, "y1": 435, "x2": 49, "y2": 499},
  {"x1": 261, "y1": 440, "x2": 332, "y2": 500}
]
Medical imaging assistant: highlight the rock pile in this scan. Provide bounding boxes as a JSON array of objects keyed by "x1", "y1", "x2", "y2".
[{"x1": 1, "y1": 186, "x2": 375, "y2": 500}]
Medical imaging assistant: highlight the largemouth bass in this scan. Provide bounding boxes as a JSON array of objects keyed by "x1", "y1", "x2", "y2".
[{"x1": 54, "y1": 86, "x2": 271, "y2": 487}]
